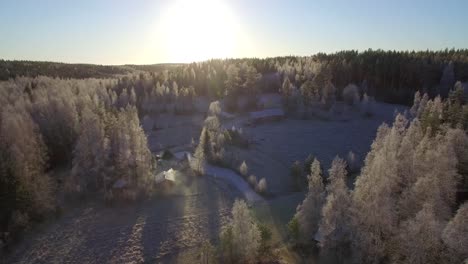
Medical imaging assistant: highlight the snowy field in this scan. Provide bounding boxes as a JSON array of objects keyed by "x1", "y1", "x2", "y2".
[
  {"x1": 144, "y1": 113, "x2": 204, "y2": 152},
  {"x1": 237, "y1": 102, "x2": 407, "y2": 193},
  {"x1": 7, "y1": 172, "x2": 240, "y2": 263},
  {"x1": 144, "y1": 95, "x2": 406, "y2": 195}
]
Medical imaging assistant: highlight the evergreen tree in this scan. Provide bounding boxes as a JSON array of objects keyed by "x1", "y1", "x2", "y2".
[
  {"x1": 442, "y1": 202, "x2": 468, "y2": 262},
  {"x1": 294, "y1": 158, "x2": 325, "y2": 243},
  {"x1": 224, "y1": 64, "x2": 241, "y2": 112},
  {"x1": 0, "y1": 105, "x2": 52, "y2": 234},
  {"x1": 318, "y1": 157, "x2": 350, "y2": 252},
  {"x1": 395, "y1": 204, "x2": 447, "y2": 264},
  {"x1": 193, "y1": 127, "x2": 209, "y2": 174},
  {"x1": 230, "y1": 199, "x2": 261, "y2": 263},
  {"x1": 71, "y1": 107, "x2": 108, "y2": 192}
]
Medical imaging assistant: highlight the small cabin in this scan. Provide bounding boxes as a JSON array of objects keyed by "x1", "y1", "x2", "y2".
[{"x1": 154, "y1": 168, "x2": 176, "y2": 189}]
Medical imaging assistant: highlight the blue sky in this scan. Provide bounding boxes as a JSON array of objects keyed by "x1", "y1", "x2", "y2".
[{"x1": 1, "y1": 0, "x2": 467, "y2": 64}]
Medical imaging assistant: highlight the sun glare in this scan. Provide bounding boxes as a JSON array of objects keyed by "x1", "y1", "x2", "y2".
[{"x1": 159, "y1": 0, "x2": 241, "y2": 63}]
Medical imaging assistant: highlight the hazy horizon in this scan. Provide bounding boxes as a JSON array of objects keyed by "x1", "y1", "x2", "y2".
[{"x1": 1, "y1": 0, "x2": 468, "y2": 64}]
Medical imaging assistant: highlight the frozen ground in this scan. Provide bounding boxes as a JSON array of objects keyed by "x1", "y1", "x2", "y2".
[
  {"x1": 7, "y1": 94, "x2": 406, "y2": 263},
  {"x1": 205, "y1": 165, "x2": 264, "y2": 203},
  {"x1": 144, "y1": 113, "x2": 205, "y2": 153},
  {"x1": 6, "y1": 174, "x2": 239, "y2": 264},
  {"x1": 237, "y1": 102, "x2": 407, "y2": 193}
]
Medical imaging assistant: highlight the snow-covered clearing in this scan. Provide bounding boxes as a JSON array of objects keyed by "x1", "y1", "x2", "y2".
[
  {"x1": 144, "y1": 113, "x2": 204, "y2": 152},
  {"x1": 236, "y1": 102, "x2": 407, "y2": 193},
  {"x1": 7, "y1": 172, "x2": 238, "y2": 264}
]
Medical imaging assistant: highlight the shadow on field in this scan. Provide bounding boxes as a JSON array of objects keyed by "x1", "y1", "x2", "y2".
[{"x1": 141, "y1": 195, "x2": 184, "y2": 262}]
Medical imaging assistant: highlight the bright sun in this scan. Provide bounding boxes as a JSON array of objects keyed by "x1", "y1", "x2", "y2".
[{"x1": 159, "y1": 0, "x2": 241, "y2": 63}]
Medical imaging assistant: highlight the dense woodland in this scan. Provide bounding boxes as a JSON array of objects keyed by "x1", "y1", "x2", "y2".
[
  {"x1": 288, "y1": 105, "x2": 468, "y2": 263},
  {"x1": 3, "y1": 49, "x2": 468, "y2": 105},
  {"x1": 1, "y1": 49, "x2": 468, "y2": 263}
]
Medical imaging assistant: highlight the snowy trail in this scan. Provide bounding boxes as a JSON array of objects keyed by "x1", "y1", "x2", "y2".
[
  {"x1": 205, "y1": 164, "x2": 264, "y2": 203},
  {"x1": 186, "y1": 153, "x2": 264, "y2": 203}
]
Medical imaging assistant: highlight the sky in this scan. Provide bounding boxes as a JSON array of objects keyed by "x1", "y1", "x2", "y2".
[{"x1": 1, "y1": 0, "x2": 467, "y2": 65}]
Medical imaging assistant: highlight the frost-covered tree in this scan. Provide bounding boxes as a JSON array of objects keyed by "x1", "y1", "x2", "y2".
[
  {"x1": 300, "y1": 79, "x2": 318, "y2": 109},
  {"x1": 199, "y1": 240, "x2": 216, "y2": 264},
  {"x1": 208, "y1": 101, "x2": 221, "y2": 116},
  {"x1": 281, "y1": 76, "x2": 293, "y2": 99},
  {"x1": 108, "y1": 106, "x2": 152, "y2": 195},
  {"x1": 204, "y1": 116, "x2": 221, "y2": 132},
  {"x1": 71, "y1": 107, "x2": 108, "y2": 192},
  {"x1": 420, "y1": 95, "x2": 444, "y2": 134},
  {"x1": 171, "y1": 81, "x2": 179, "y2": 99},
  {"x1": 248, "y1": 174, "x2": 257, "y2": 187},
  {"x1": 342, "y1": 84, "x2": 360, "y2": 106},
  {"x1": 129, "y1": 87, "x2": 137, "y2": 106},
  {"x1": 225, "y1": 64, "x2": 241, "y2": 112},
  {"x1": 0, "y1": 105, "x2": 52, "y2": 234},
  {"x1": 118, "y1": 87, "x2": 129, "y2": 108},
  {"x1": 239, "y1": 161, "x2": 248, "y2": 177},
  {"x1": 395, "y1": 204, "x2": 447, "y2": 264},
  {"x1": 410, "y1": 91, "x2": 431, "y2": 119},
  {"x1": 351, "y1": 115, "x2": 408, "y2": 263},
  {"x1": 445, "y1": 128, "x2": 468, "y2": 179},
  {"x1": 294, "y1": 158, "x2": 325, "y2": 243},
  {"x1": 193, "y1": 127, "x2": 209, "y2": 174},
  {"x1": 30, "y1": 84, "x2": 79, "y2": 166},
  {"x1": 281, "y1": 76, "x2": 298, "y2": 112},
  {"x1": 243, "y1": 65, "x2": 262, "y2": 109},
  {"x1": 351, "y1": 112, "x2": 463, "y2": 263},
  {"x1": 226, "y1": 200, "x2": 261, "y2": 263},
  {"x1": 410, "y1": 91, "x2": 422, "y2": 117},
  {"x1": 257, "y1": 178, "x2": 267, "y2": 194},
  {"x1": 442, "y1": 202, "x2": 468, "y2": 262},
  {"x1": 314, "y1": 64, "x2": 335, "y2": 108},
  {"x1": 346, "y1": 151, "x2": 359, "y2": 173},
  {"x1": 318, "y1": 157, "x2": 350, "y2": 254}
]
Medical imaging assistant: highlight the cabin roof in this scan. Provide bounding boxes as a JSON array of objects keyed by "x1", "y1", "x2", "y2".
[{"x1": 155, "y1": 168, "x2": 176, "y2": 184}]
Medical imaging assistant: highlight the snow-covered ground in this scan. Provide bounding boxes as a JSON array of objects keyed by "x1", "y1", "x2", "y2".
[
  {"x1": 186, "y1": 153, "x2": 263, "y2": 203},
  {"x1": 236, "y1": 101, "x2": 407, "y2": 193},
  {"x1": 147, "y1": 96, "x2": 407, "y2": 195},
  {"x1": 144, "y1": 113, "x2": 205, "y2": 152},
  {"x1": 7, "y1": 171, "x2": 238, "y2": 263},
  {"x1": 9, "y1": 94, "x2": 408, "y2": 263},
  {"x1": 205, "y1": 164, "x2": 264, "y2": 203}
]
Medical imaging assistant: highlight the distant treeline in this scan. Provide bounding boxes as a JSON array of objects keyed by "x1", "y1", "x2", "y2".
[
  {"x1": 0, "y1": 60, "x2": 132, "y2": 80},
  {"x1": 2, "y1": 49, "x2": 468, "y2": 105}
]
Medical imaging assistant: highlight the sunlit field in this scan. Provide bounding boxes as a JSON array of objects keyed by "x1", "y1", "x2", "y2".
[{"x1": 1, "y1": 1, "x2": 468, "y2": 263}]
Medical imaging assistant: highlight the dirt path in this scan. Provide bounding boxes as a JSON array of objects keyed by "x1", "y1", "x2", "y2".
[{"x1": 6, "y1": 177, "x2": 237, "y2": 264}]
